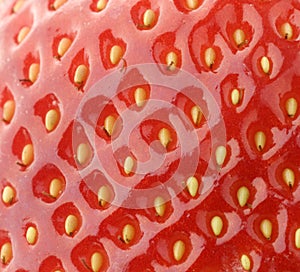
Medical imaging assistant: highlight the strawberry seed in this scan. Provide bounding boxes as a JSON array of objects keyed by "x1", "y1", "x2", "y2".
[
  {"x1": 97, "y1": 185, "x2": 111, "y2": 207},
  {"x1": 233, "y1": 29, "x2": 246, "y2": 47},
  {"x1": 260, "y1": 219, "x2": 272, "y2": 240},
  {"x1": 204, "y1": 47, "x2": 216, "y2": 69},
  {"x1": 143, "y1": 9, "x2": 155, "y2": 27},
  {"x1": 57, "y1": 37, "x2": 72, "y2": 58},
  {"x1": 65, "y1": 214, "x2": 79, "y2": 236},
  {"x1": 231, "y1": 88, "x2": 241, "y2": 105},
  {"x1": 0, "y1": 242, "x2": 12, "y2": 265},
  {"x1": 134, "y1": 87, "x2": 147, "y2": 107},
  {"x1": 104, "y1": 115, "x2": 116, "y2": 136},
  {"x1": 49, "y1": 178, "x2": 63, "y2": 199},
  {"x1": 28, "y1": 63, "x2": 40, "y2": 83},
  {"x1": 45, "y1": 109, "x2": 60, "y2": 132},
  {"x1": 237, "y1": 186, "x2": 250, "y2": 207},
  {"x1": 166, "y1": 51, "x2": 178, "y2": 71},
  {"x1": 124, "y1": 156, "x2": 135, "y2": 175},
  {"x1": 186, "y1": 0, "x2": 199, "y2": 10},
  {"x1": 17, "y1": 26, "x2": 30, "y2": 44},
  {"x1": 2, "y1": 185, "x2": 15, "y2": 205},
  {"x1": 53, "y1": 0, "x2": 67, "y2": 10},
  {"x1": 295, "y1": 228, "x2": 300, "y2": 249},
  {"x1": 240, "y1": 254, "x2": 251, "y2": 271},
  {"x1": 186, "y1": 176, "x2": 199, "y2": 197},
  {"x1": 26, "y1": 226, "x2": 38, "y2": 245},
  {"x1": 2, "y1": 100, "x2": 15, "y2": 123},
  {"x1": 21, "y1": 143, "x2": 34, "y2": 166},
  {"x1": 215, "y1": 145, "x2": 226, "y2": 166},
  {"x1": 282, "y1": 168, "x2": 295, "y2": 188},
  {"x1": 74, "y1": 64, "x2": 89, "y2": 85},
  {"x1": 122, "y1": 224, "x2": 135, "y2": 244},
  {"x1": 211, "y1": 215, "x2": 223, "y2": 236},
  {"x1": 76, "y1": 143, "x2": 92, "y2": 166},
  {"x1": 285, "y1": 97, "x2": 298, "y2": 118},
  {"x1": 190, "y1": 105, "x2": 202, "y2": 126},
  {"x1": 260, "y1": 56, "x2": 270, "y2": 74},
  {"x1": 154, "y1": 196, "x2": 166, "y2": 217},
  {"x1": 12, "y1": 0, "x2": 24, "y2": 13},
  {"x1": 91, "y1": 252, "x2": 103, "y2": 272},
  {"x1": 280, "y1": 22, "x2": 293, "y2": 40},
  {"x1": 158, "y1": 128, "x2": 171, "y2": 148},
  {"x1": 173, "y1": 240, "x2": 185, "y2": 261},
  {"x1": 97, "y1": 0, "x2": 107, "y2": 11},
  {"x1": 110, "y1": 45, "x2": 123, "y2": 65},
  {"x1": 254, "y1": 131, "x2": 266, "y2": 151}
]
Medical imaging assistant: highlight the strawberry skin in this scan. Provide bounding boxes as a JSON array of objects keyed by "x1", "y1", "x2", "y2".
[{"x1": 0, "y1": 0, "x2": 300, "y2": 271}]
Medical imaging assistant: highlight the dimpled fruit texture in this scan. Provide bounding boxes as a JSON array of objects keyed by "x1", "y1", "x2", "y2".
[{"x1": 0, "y1": 0, "x2": 300, "y2": 271}]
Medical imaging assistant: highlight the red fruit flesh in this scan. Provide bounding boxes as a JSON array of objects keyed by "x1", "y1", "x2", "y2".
[{"x1": 0, "y1": 0, "x2": 300, "y2": 271}]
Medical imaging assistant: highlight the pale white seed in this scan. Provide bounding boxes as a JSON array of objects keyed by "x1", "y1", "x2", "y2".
[
  {"x1": 186, "y1": 0, "x2": 199, "y2": 10},
  {"x1": 76, "y1": 143, "x2": 92, "y2": 166},
  {"x1": 211, "y1": 216, "x2": 223, "y2": 236},
  {"x1": 173, "y1": 240, "x2": 185, "y2": 261},
  {"x1": 2, "y1": 186, "x2": 15, "y2": 204},
  {"x1": 190, "y1": 105, "x2": 202, "y2": 126},
  {"x1": 96, "y1": 0, "x2": 107, "y2": 11},
  {"x1": 186, "y1": 176, "x2": 199, "y2": 197},
  {"x1": 91, "y1": 252, "x2": 103, "y2": 272},
  {"x1": 21, "y1": 144, "x2": 34, "y2": 166},
  {"x1": 260, "y1": 219, "x2": 272, "y2": 240},
  {"x1": 49, "y1": 178, "x2": 63, "y2": 198},
  {"x1": 97, "y1": 185, "x2": 111, "y2": 207},
  {"x1": 0, "y1": 242, "x2": 12, "y2": 264},
  {"x1": 254, "y1": 131, "x2": 266, "y2": 152},
  {"x1": 215, "y1": 145, "x2": 226, "y2": 166},
  {"x1": 143, "y1": 9, "x2": 155, "y2": 27},
  {"x1": 45, "y1": 109, "x2": 59, "y2": 132},
  {"x1": 166, "y1": 51, "x2": 178, "y2": 71},
  {"x1": 104, "y1": 115, "x2": 116, "y2": 136},
  {"x1": 233, "y1": 29, "x2": 246, "y2": 47},
  {"x1": 240, "y1": 254, "x2": 251, "y2": 271},
  {"x1": 28, "y1": 63, "x2": 40, "y2": 83},
  {"x1": 26, "y1": 226, "x2": 37, "y2": 245},
  {"x1": 204, "y1": 47, "x2": 216, "y2": 69},
  {"x1": 295, "y1": 228, "x2": 300, "y2": 249},
  {"x1": 134, "y1": 87, "x2": 147, "y2": 107},
  {"x1": 237, "y1": 186, "x2": 250, "y2": 207},
  {"x1": 280, "y1": 22, "x2": 293, "y2": 40},
  {"x1": 74, "y1": 64, "x2": 89, "y2": 85},
  {"x1": 57, "y1": 37, "x2": 72, "y2": 57},
  {"x1": 17, "y1": 26, "x2": 30, "y2": 44},
  {"x1": 124, "y1": 156, "x2": 135, "y2": 175},
  {"x1": 65, "y1": 214, "x2": 79, "y2": 236},
  {"x1": 158, "y1": 128, "x2": 171, "y2": 148},
  {"x1": 12, "y1": 0, "x2": 25, "y2": 13},
  {"x1": 122, "y1": 224, "x2": 135, "y2": 244},
  {"x1": 260, "y1": 56, "x2": 270, "y2": 74},
  {"x1": 53, "y1": 0, "x2": 67, "y2": 10},
  {"x1": 110, "y1": 45, "x2": 123, "y2": 65},
  {"x1": 231, "y1": 88, "x2": 241, "y2": 105},
  {"x1": 154, "y1": 196, "x2": 166, "y2": 217},
  {"x1": 282, "y1": 168, "x2": 295, "y2": 188},
  {"x1": 2, "y1": 100, "x2": 15, "y2": 123},
  {"x1": 285, "y1": 97, "x2": 298, "y2": 118}
]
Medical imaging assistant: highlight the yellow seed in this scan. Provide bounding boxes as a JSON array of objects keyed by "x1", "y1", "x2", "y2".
[
  {"x1": 12, "y1": 0, "x2": 25, "y2": 13},
  {"x1": 28, "y1": 63, "x2": 40, "y2": 83},
  {"x1": 104, "y1": 115, "x2": 116, "y2": 136},
  {"x1": 211, "y1": 216, "x2": 223, "y2": 236},
  {"x1": 53, "y1": 0, "x2": 67, "y2": 10},
  {"x1": 204, "y1": 47, "x2": 216, "y2": 69},
  {"x1": 295, "y1": 228, "x2": 300, "y2": 249},
  {"x1": 2, "y1": 100, "x2": 15, "y2": 123},
  {"x1": 260, "y1": 56, "x2": 270, "y2": 74},
  {"x1": 173, "y1": 240, "x2": 185, "y2": 261},
  {"x1": 134, "y1": 87, "x2": 147, "y2": 107},
  {"x1": 74, "y1": 64, "x2": 89, "y2": 85},
  {"x1": 280, "y1": 22, "x2": 293, "y2": 40},
  {"x1": 154, "y1": 196, "x2": 166, "y2": 217},
  {"x1": 215, "y1": 145, "x2": 226, "y2": 166},
  {"x1": 237, "y1": 186, "x2": 250, "y2": 207},
  {"x1": 186, "y1": 0, "x2": 199, "y2": 10},
  {"x1": 21, "y1": 143, "x2": 34, "y2": 166},
  {"x1": 233, "y1": 29, "x2": 246, "y2": 47},
  {"x1": 282, "y1": 168, "x2": 295, "y2": 188},
  {"x1": 240, "y1": 254, "x2": 251, "y2": 271},
  {"x1": 260, "y1": 219, "x2": 272, "y2": 240},
  {"x1": 158, "y1": 128, "x2": 171, "y2": 148},
  {"x1": 0, "y1": 242, "x2": 12, "y2": 264},
  {"x1": 65, "y1": 214, "x2": 79, "y2": 236},
  {"x1": 97, "y1": 185, "x2": 111, "y2": 207},
  {"x1": 110, "y1": 45, "x2": 123, "y2": 65},
  {"x1": 254, "y1": 131, "x2": 266, "y2": 151},
  {"x1": 231, "y1": 88, "x2": 241, "y2": 105},
  {"x1": 186, "y1": 176, "x2": 199, "y2": 197},
  {"x1": 166, "y1": 51, "x2": 178, "y2": 71},
  {"x1": 91, "y1": 252, "x2": 103, "y2": 272},
  {"x1": 49, "y1": 178, "x2": 63, "y2": 198},
  {"x1": 76, "y1": 143, "x2": 92, "y2": 166},
  {"x1": 190, "y1": 105, "x2": 202, "y2": 126},
  {"x1": 97, "y1": 0, "x2": 107, "y2": 11},
  {"x1": 285, "y1": 97, "x2": 298, "y2": 118},
  {"x1": 143, "y1": 9, "x2": 155, "y2": 27},
  {"x1": 45, "y1": 109, "x2": 59, "y2": 132},
  {"x1": 2, "y1": 186, "x2": 15, "y2": 204},
  {"x1": 26, "y1": 226, "x2": 37, "y2": 245},
  {"x1": 57, "y1": 37, "x2": 72, "y2": 57},
  {"x1": 124, "y1": 156, "x2": 135, "y2": 175},
  {"x1": 17, "y1": 26, "x2": 30, "y2": 44},
  {"x1": 122, "y1": 224, "x2": 135, "y2": 244}
]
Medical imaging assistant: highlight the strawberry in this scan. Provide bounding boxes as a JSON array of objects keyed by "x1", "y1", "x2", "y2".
[{"x1": 0, "y1": 0, "x2": 300, "y2": 271}]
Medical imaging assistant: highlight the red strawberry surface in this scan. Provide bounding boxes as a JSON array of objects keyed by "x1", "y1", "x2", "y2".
[{"x1": 0, "y1": 0, "x2": 300, "y2": 271}]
